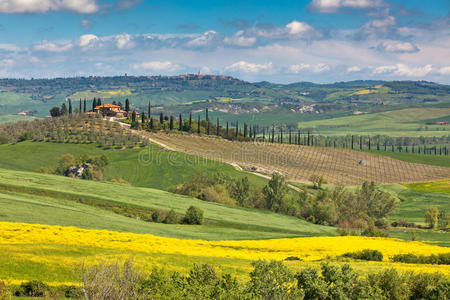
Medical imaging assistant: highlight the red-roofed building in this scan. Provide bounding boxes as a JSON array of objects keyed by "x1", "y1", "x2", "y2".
[{"x1": 93, "y1": 104, "x2": 138, "y2": 118}]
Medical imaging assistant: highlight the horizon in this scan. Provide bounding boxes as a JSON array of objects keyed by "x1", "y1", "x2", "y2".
[
  {"x1": 0, "y1": 0, "x2": 449, "y2": 84},
  {"x1": 0, "y1": 74, "x2": 448, "y2": 86}
]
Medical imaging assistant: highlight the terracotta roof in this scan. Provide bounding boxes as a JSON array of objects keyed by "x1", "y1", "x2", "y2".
[{"x1": 95, "y1": 104, "x2": 121, "y2": 109}]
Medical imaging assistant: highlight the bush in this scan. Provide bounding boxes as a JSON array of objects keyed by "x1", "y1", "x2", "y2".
[
  {"x1": 0, "y1": 281, "x2": 8, "y2": 300},
  {"x1": 64, "y1": 285, "x2": 83, "y2": 298},
  {"x1": 392, "y1": 253, "x2": 450, "y2": 265},
  {"x1": 183, "y1": 206, "x2": 204, "y2": 225},
  {"x1": 0, "y1": 135, "x2": 8, "y2": 145},
  {"x1": 14, "y1": 280, "x2": 48, "y2": 297},
  {"x1": 342, "y1": 249, "x2": 383, "y2": 261},
  {"x1": 151, "y1": 209, "x2": 164, "y2": 223},
  {"x1": 164, "y1": 209, "x2": 178, "y2": 224}
]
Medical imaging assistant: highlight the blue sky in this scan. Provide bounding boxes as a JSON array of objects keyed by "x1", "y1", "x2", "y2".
[{"x1": 0, "y1": 0, "x2": 449, "y2": 83}]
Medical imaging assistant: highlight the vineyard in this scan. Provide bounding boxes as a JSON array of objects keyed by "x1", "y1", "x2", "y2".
[{"x1": 144, "y1": 132, "x2": 450, "y2": 185}]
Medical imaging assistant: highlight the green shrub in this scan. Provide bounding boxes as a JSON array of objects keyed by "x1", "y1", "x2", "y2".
[
  {"x1": 64, "y1": 285, "x2": 83, "y2": 298},
  {"x1": 342, "y1": 249, "x2": 383, "y2": 261},
  {"x1": 392, "y1": 253, "x2": 450, "y2": 265},
  {"x1": 14, "y1": 280, "x2": 48, "y2": 297},
  {"x1": 164, "y1": 209, "x2": 178, "y2": 224},
  {"x1": 183, "y1": 206, "x2": 204, "y2": 225},
  {"x1": 0, "y1": 135, "x2": 8, "y2": 145}
]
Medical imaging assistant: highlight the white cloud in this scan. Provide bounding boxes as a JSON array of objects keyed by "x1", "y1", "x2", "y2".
[
  {"x1": 0, "y1": 0, "x2": 99, "y2": 14},
  {"x1": 132, "y1": 61, "x2": 181, "y2": 72},
  {"x1": 288, "y1": 63, "x2": 330, "y2": 73},
  {"x1": 370, "y1": 16, "x2": 395, "y2": 28},
  {"x1": 373, "y1": 64, "x2": 433, "y2": 77},
  {"x1": 310, "y1": 0, "x2": 384, "y2": 13},
  {"x1": 286, "y1": 21, "x2": 314, "y2": 36},
  {"x1": 115, "y1": 33, "x2": 134, "y2": 49},
  {"x1": 79, "y1": 34, "x2": 99, "y2": 48},
  {"x1": 33, "y1": 40, "x2": 73, "y2": 52},
  {"x1": 200, "y1": 66, "x2": 211, "y2": 74},
  {"x1": 224, "y1": 31, "x2": 257, "y2": 47},
  {"x1": 186, "y1": 31, "x2": 219, "y2": 47},
  {"x1": 347, "y1": 66, "x2": 361, "y2": 73},
  {"x1": 226, "y1": 61, "x2": 274, "y2": 73},
  {"x1": 0, "y1": 43, "x2": 21, "y2": 52},
  {"x1": 438, "y1": 66, "x2": 450, "y2": 75},
  {"x1": 376, "y1": 40, "x2": 419, "y2": 53}
]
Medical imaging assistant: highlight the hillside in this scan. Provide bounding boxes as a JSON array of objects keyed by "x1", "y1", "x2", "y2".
[
  {"x1": 0, "y1": 168, "x2": 336, "y2": 240},
  {"x1": 142, "y1": 132, "x2": 450, "y2": 185}
]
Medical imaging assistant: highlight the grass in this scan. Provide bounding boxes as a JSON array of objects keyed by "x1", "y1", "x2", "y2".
[
  {"x1": 298, "y1": 107, "x2": 450, "y2": 137},
  {"x1": 404, "y1": 180, "x2": 450, "y2": 194},
  {"x1": 364, "y1": 150, "x2": 450, "y2": 167},
  {"x1": 0, "y1": 168, "x2": 336, "y2": 240},
  {"x1": 0, "y1": 141, "x2": 268, "y2": 190}
]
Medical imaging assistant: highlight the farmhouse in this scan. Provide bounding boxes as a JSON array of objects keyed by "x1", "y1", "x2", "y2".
[{"x1": 93, "y1": 104, "x2": 137, "y2": 118}]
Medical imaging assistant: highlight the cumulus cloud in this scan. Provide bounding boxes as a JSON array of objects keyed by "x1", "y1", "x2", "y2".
[
  {"x1": 115, "y1": 33, "x2": 135, "y2": 49},
  {"x1": 288, "y1": 63, "x2": 330, "y2": 73},
  {"x1": 438, "y1": 66, "x2": 450, "y2": 75},
  {"x1": 224, "y1": 30, "x2": 257, "y2": 47},
  {"x1": 286, "y1": 21, "x2": 315, "y2": 36},
  {"x1": 33, "y1": 40, "x2": 73, "y2": 52},
  {"x1": 310, "y1": 0, "x2": 385, "y2": 13},
  {"x1": 347, "y1": 66, "x2": 361, "y2": 73},
  {"x1": 132, "y1": 61, "x2": 181, "y2": 72},
  {"x1": 373, "y1": 64, "x2": 433, "y2": 77},
  {"x1": 0, "y1": 0, "x2": 99, "y2": 14},
  {"x1": 78, "y1": 34, "x2": 99, "y2": 50},
  {"x1": 375, "y1": 40, "x2": 419, "y2": 53},
  {"x1": 185, "y1": 30, "x2": 220, "y2": 47},
  {"x1": 226, "y1": 61, "x2": 274, "y2": 73},
  {"x1": 0, "y1": 43, "x2": 21, "y2": 52}
]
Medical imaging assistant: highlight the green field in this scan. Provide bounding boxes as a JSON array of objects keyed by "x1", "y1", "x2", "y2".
[
  {"x1": 364, "y1": 150, "x2": 450, "y2": 167},
  {"x1": 298, "y1": 107, "x2": 450, "y2": 137},
  {"x1": 0, "y1": 168, "x2": 336, "y2": 240},
  {"x1": 0, "y1": 141, "x2": 268, "y2": 190}
]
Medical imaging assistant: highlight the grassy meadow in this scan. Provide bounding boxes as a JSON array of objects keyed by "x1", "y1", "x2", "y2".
[{"x1": 297, "y1": 107, "x2": 450, "y2": 137}]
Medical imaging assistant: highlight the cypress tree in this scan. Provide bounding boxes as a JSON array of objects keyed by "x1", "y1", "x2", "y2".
[
  {"x1": 226, "y1": 121, "x2": 229, "y2": 137},
  {"x1": 150, "y1": 117, "x2": 154, "y2": 129},
  {"x1": 160, "y1": 112, "x2": 164, "y2": 124},
  {"x1": 216, "y1": 118, "x2": 219, "y2": 136},
  {"x1": 92, "y1": 98, "x2": 97, "y2": 111},
  {"x1": 197, "y1": 115, "x2": 201, "y2": 134},
  {"x1": 263, "y1": 127, "x2": 265, "y2": 141},
  {"x1": 125, "y1": 99, "x2": 130, "y2": 112},
  {"x1": 206, "y1": 108, "x2": 209, "y2": 135},
  {"x1": 360, "y1": 136, "x2": 363, "y2": 150},
  {"x1": 297, "y1": 130, "x2": 300, "y2": 145},
  {"x1": 289, "y1": 130, "x2": 291, "y2": 144},
  {"x1": 272, "y1": 126, "x2": 275, "y2": 143},
  {"x1": 307, "y1": 130, "x2": 310, "y2": 146},
  {"x1": 83, "y1": 99, "x2": 86, "y2": 113},
  {"x1": 235, "y1": 121, "x2": 239, "y2": 137},
  {"x1": 189, "y1": 112, "x2": 192, "y2": 131},
  {"x1": 244, "y1": 123, "x2": 247, "y2": 138},
  {"x1": 169, "y1": 116, "x2": 174, "y2": 130},
  {"x1": 368, "y1": 137, "x2": 371, "y2": 150},
  {"x1": 79, "y1": 99, "x2": 82, "y2": 113},
  {"x1": 280, "y1": 127, "x2": 283, "y2": 144},
  {"x1": 61, "y1": 103, "x2": 67, "y2": 115},
  {"x1": 141, "y1": 112, "x2": 146, "y2": 124},
  {"x1": 179, "y1": 114, "x2": 182, "y2": 131},
  {"x1": 97, "y1": 98, "x2": 102, "y2": 106},
  {"x1": 68, "y1": 99, "x2": 72, "y2": 115},
  {"x1": 148, "y1": 101, "x2": 151, "y2": 118},
  {"x1": 351, "y1": 136, "x2": 354, "y2": 149},
  {"x1": 131, "y1": 110, "x2": 136, "y2": 122}
]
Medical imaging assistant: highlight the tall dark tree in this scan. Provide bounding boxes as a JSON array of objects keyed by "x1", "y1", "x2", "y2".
[
  {"x1": 97, "y1": 98, "x2": 102, "y2": 106},
  {"x1": 125, "y1": 99, "x2": 130, "y2": 112},
  {"x1": 61, "y1": 103, "x2": 67, "y2": 115},
  {"x1": 148, "y1": 101, "x2": 151, "y2": 119},
  {"x1": 68, "y1": 99, "x2": 72, "y2": 115},
  {"x1": 243, "y1": 123, "x2": 247, "y2": 138},
  {"x1": 206, "y1": 108, "x2": 210, "y2": 135},
  {"x1": 289, "y1": 130, "x2": 291, "y2": 144},
  {"x1": 235, "y1": 121, "x2": 239, "y2": 137},
  {"x1": 150, "y1": 117, "x2": 154, "y2": 129},
  {"x1": 189, "y1": 112, "x2": 192, "y2": 131},
  {"x1": 79, "y1": 99, "x2": 82, "y2": 113},
  {"x1": 197, "y1": 115, "x2": 201, "y2": 134},
  {"x1": 179, "y1": 114, "x2": 182, "y2": 131},
  {"x1": 83, "y1": 99, "x2": 86, "y2": 113},
  {"x1": 216, "y1": 118, "x2": 220, "y2": 136},
  {"x1": 131, "y1": 110, "x2": 136, "y2": 123},
  {"x1": 92, "y1": 98, "x2": 97, "y2": 111},
  {"x1": 169, "y1": 116, "x2": 174, "y2": 130},
  {"x1": 360, "y1": 136, "x2": 363, "y2": 150},
  {"x1": 141, "y1": 112, "x2": 146, "y2": 124},
  {"x1": 263, "y1": 127, "x2": 265, "y2": 140},
  {"x1": 118, "y1": 101, "x2": 123, "y2": 109},
  {"x1": 160, "y1": 112, "x2": 164, "y2": 124},
  {"x1": 351, "y1": 136, "x2": 354, "y2": 149},
  {"x1": 280, "y1": 127, "x2": 283, "y2": 144},
  {"x1": 226, "y1": 121, "x2": 229, "y2": 137},
  {"x1": 307, "y1": 130, "x2": 310, "y2": 146}
]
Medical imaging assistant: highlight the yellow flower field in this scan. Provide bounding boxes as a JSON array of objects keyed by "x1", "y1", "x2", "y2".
[{"x1": 0, "y1": 222, "x2": 449, "y2": 285}]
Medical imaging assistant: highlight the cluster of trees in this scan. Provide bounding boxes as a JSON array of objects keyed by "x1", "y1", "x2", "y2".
[
  {"x1": 51, "y1": 153, "x2": 109, "y2": 181},
  {"x1": 33, "y1": 259, "x2": 446, "y2": 299},
  {"x1": 425, "y1": 206, "x2": 449, "y2": 230},
  {"x1": 171, "y1": 173, "x2": 398, "y2": 233},
  {"x1": 0, "y1": 114, "x2": 147, "y2": 149}
]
